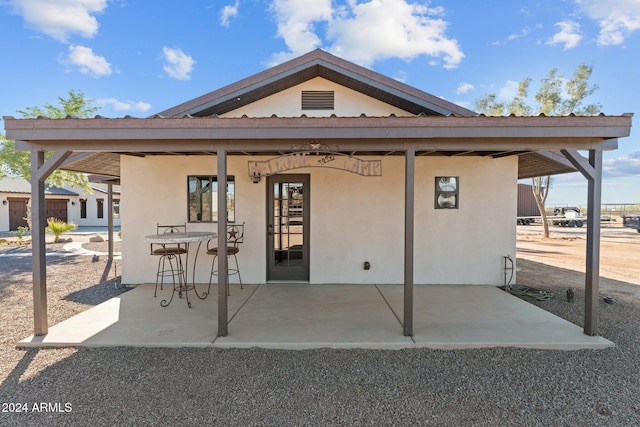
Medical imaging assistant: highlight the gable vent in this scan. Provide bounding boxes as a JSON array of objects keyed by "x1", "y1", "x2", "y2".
[{"x1": 302, "y1": 90, "x2": 334, "y2": 110}]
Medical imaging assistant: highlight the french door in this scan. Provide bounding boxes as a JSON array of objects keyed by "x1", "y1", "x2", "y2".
[{"x1": 267, "y1": 175, "x2": 310, "y2": 281}]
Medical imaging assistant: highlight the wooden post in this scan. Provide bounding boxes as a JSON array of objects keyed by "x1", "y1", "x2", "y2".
[
  {"x1": 560, "y1": 148, "x2": 603, "y2": 336},
  {"x1": 404, "y1": 148, "x2": 415, "y2": 336},
  {"x1": 31, "y1": 150, "x2": 48, "y2": 336},
  {"x1": 217, "y1": 149, "x2": 229, "y2": 337}
]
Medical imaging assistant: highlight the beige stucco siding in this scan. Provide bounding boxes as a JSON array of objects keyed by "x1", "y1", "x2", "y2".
[
  {"x1": 120, "y1": 154, "x2": 517, "y2": 286},
  {"x1": 222, "y1": 77, "x2": 413, "y2": 118}
]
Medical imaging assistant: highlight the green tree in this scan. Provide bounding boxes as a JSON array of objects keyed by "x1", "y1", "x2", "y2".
[
  {"x1": 475, "y1": 64, "x2": 601, "y2": 237},
  {"x1": 0, "y1": 90, "x2": 100, "y2": 189}
]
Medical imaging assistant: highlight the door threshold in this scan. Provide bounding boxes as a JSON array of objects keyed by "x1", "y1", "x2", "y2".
[{"x1": 266, "y1": 280, "x2": 310, "y2": 284}]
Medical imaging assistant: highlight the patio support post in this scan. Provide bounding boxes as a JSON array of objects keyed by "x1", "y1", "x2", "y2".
[
  {"x1": 31, "y1": 150, "x2": 48, "y2": 336},
  {"x1": 404, "y1": 148, "x2": 415, "y2": 336},
  {"x1": 560, "y1": 148, "x2": 603, "y2": 336},
  {"x1": 29, "y1": 148, "x2": 72, "y2": 336},
  {"x1": 107, "y1": 183, "x2": 114, "y2": 260},
  {"x1": 217, "y1": 149, "x2": 229, "y2": 337}
]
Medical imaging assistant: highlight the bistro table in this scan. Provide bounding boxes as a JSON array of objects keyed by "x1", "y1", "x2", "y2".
[{"x1": 144, "y1": 231, "x2": 216, "y2": 308}]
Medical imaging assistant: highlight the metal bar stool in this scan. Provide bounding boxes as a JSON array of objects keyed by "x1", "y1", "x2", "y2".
[
  {"x1": 207, "y1": 222, "x2": 244, "y2": 296},
  {"x1": 151, "y1": 224, "x2": 188, "y2": 306}
]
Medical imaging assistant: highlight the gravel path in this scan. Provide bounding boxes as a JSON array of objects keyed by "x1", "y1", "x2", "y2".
[{"x1": 1, "y1": 239, "x2": 639, "y2": 426}]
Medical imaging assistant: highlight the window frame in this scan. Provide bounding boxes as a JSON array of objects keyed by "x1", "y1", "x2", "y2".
[
  {"x1": 187, "y1": 175, "x2": 235, "y2": 223},
  {"x1": 96, "y1": 198, "x2": 104, "y2": 219},
  {"x1": 80, "y1": 199, "x2": 87, "y2": 219},
  {"x1": 434, "y1": 176, "x2": 459, "y2": 209}
]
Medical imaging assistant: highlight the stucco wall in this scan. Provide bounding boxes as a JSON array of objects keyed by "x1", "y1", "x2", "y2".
[
  {"x1": 64, "y1": 187, "x2": 122, "y2": 228},
  {"x1": 222, "y1": 77, "x2": 413, "y2": 118},
  {"x1": 120, "y1": 154, "x2": 517, "y2": 286},
  {"x1": 0, "y1": 193, "x2": 11, "y2": 231},
  {"x1": 0, "y1": 190, "x2": 121, "y2": 232}
]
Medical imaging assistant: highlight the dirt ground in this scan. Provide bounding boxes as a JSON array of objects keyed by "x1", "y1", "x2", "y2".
[{"x1": 516, "y1": 225, "x2": 640, "y2": 302}]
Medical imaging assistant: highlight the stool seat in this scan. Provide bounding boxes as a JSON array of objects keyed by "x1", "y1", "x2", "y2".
[
  {"x1": 152, "y1": 247, "x2": 187, "y2": 255},
  {"x1": 206, "y1": 246, "x2": 239, "y2": 256}
]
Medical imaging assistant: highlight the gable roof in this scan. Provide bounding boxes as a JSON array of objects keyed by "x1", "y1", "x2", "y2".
[
  {"x1": 159, "y1": 49, "x2": 475, "y2": 118},
  {"x1": 3, "y1": 50, "x2": 632, "y2": 181}
]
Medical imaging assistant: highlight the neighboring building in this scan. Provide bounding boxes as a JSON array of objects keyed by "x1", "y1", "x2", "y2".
[
  {"x1": 5, "y1": 49, "x2": 633, "y2": 337},
  {"x1": 0, "y1": 177, "x2": 120, "y2": 231}
]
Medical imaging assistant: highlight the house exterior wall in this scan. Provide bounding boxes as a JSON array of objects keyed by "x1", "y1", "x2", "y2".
[
  {"x1": 0, "y1": 188, "x2": 120, "y2": 232},
  {"x1": 0, "y1": 192, "x2": 80, "y2": 232},
  {"x1": 222, "y1": 77, "x2": 414, "y2": 118},
  {"x1": 120, "y1": 154, "x2": 517, "y2": 286},
  {"x1": 64, "y1": 186, "x2": 122, "y2": 228},
  {"x1": 0, "y1": 193, "x2": 12, "y2": 231}
]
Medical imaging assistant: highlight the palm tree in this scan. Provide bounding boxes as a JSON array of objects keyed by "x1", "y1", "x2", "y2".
[{"x1": 46, "y1": 218, "x2": 76, "y2": 243}]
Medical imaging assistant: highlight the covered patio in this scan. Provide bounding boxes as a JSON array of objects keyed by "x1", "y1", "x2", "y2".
[
  {"x1": 19, "y1": 283, "x2": 612, "y2": 350},
  {"x1": 4, "y1": 50, "x2": 633, "y2": 345}
]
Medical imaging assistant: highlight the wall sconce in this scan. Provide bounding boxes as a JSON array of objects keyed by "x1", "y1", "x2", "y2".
[
  {"x1": 250, "y1": 166, "x2": 262, "y2": 184},
  {"x1": 248, "y1": 162, "x2": 262, "y2": 183},
  {"x1": 71, "y1": 201, "x2": 76, "y2": 206},
  {"x1": 2, "y1": 200, "x2": 7, "y2": 206},
  {"x1": 435, "y1": 176, "x2": 459, "y2": 209}
]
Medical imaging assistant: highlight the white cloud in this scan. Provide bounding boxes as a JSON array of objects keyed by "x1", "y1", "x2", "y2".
[
  {"x1": 497, "y1": 80, "x2": 520, "y2": 102},
  {"x1": 221, "y1": 0, "x2": 239, "y2": 27},
  {"x1": 64, "y1": 44, "x2": 111, "y2": 77},
  {"x1": 162, "y1": 47, "x2": 196, "y2": 80},
  {"x1": 456, "y1": 82, "x2": 474, "y2": 95},
  {"x1": 268, "y1": 0, "x2": 464, "y2": 69},
  {"x1": 269, "y1": 0, "x2": 333, "y2": 63},
  {"x1": 97, "y1": 98, "x2": 152, "y2": 112},
  {"x1": 7, "y1": 0, "x2": 107, "y2": 42},
  {"x1": 508, "y1": 26, "x2": 531, "y2": 41},
  {"x1": 576, "y1": 0, "x2": 640, "y2": 45},
  {"x1": 604, "y1": 151, "x2": 640, "y2": 177},
  {"x1": 547, "y1": 21, "x2": 582, "y2": 49}
]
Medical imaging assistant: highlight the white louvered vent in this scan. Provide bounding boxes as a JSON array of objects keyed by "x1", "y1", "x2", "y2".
[{"x1": 301, "y1": 91, "x2": 334, "y2": 110}]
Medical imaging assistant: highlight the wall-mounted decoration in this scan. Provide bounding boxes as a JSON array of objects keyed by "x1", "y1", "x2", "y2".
[
  {"x1": 248, "y1": 141, "x2": 382, "y2": 183},
  {"x1": 435, "y1": 176, "x2": 459, "y2": 209}
]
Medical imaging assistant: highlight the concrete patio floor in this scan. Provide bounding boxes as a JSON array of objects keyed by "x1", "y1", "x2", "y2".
[{"x1": 19, "y1": 283, "x2": 613, "y2": 350}]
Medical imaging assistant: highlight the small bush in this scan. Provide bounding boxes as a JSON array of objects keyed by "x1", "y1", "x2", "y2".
[{"x1": 45, "y1": 218, "x2": 76, "y2": 243}]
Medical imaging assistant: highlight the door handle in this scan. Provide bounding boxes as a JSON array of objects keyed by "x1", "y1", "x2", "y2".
[{"x1": 268, "y1": 224, "x2": 274, "y2": 235}]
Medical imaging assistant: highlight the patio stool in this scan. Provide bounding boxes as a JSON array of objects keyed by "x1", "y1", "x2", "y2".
[
  {"x1": 151, "y1": 224, "x2": 187, "y2": 303},
  {"x1": 207, "y1": 222, "x2": 244, "y2": 296}
]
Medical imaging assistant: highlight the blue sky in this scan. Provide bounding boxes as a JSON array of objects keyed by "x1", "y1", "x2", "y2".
[{"x1": 1, "y1": 0, "x2": 639, "y2": 207}]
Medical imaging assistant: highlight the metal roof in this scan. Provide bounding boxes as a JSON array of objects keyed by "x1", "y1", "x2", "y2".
[{"x1": 0, "y1": 177, "x2": 79, "y2": 195}]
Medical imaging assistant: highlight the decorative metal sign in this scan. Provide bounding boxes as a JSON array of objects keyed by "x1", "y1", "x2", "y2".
[{"x1": 248, "y1": 142, "x2": 382, "y2": 182}]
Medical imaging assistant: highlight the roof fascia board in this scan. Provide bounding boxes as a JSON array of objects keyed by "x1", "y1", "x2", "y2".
[
  {"x1": 6, "y1": 123, "x2": 631, "y2": 142},
  {"x1": 10, "y1": 138, "x2": 620, "y2": 154}
]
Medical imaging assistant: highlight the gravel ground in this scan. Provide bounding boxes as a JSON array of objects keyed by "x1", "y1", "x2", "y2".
[{"x1": 1, "y1": 238, "x2": 639, "y2": 426}]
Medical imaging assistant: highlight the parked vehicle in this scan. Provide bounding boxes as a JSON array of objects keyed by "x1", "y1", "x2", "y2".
[
  {"x1": 552, "y1": 207, "x2": 585, "y2": 227},
  {"x1": 623, "y1": 215, "x2": 640, "y2": 233}
]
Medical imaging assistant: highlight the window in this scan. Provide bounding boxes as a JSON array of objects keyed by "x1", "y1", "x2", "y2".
[
  {"x1": 113, "y1": 200, "x2": 120, "y2": 219},
  {"x1": 188, "y1": 176, "x2": 235, "y2": 222},
  {"x1": 435, "y1": 177, "x2": 459, "y2": 209},
  {"x1": 302, "y1": 90, "x2": 334, "y2": 110},
  {"x1": 80, "y1": 199, "x2": 87, "y2": 219},
  {"x1": 97, "y1": 199, "x2": 104, "y2": 218}
]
